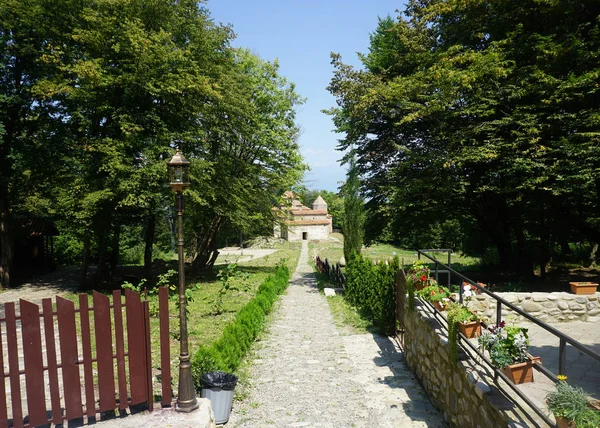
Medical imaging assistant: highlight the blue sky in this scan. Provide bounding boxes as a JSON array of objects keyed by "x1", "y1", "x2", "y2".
[{"x1": 207, "y1": 1, "x2": 405, "y2": 192}]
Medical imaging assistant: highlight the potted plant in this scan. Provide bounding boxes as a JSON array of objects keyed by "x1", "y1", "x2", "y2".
[
  {"x1": 478, "y1": 322, "x2": 539, "y2": 384},
  {"x1": 546, "y1": 376, "x2": 600, "y2": 428},
  {"x1": 446, "y1": 302, "x2": 481, "y2": 362},
  {"x1": 447, "y1": 302, "x2": 481, "y2": 338},
  {"x1": 406, "y1": 260, "x2": 431, "y2": 291},
  {"x1": 406, "y1": 260, "x2": 432, "y2": 312},
  {"x1": 456, "y1": 284, "x2": 485, "y2": 337},
  {"x1": 416, "y1": 283, "x2": 451, "y2": 311},
  {"x1": 569, "y1": 282, "x2": 598, "y2": 295}
]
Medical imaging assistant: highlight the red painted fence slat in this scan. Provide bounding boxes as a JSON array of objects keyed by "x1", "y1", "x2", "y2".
[
  {"x1": 112, "y1": 291, "x2": 128, "y2": 410},
  {"x1": 0, "y1": 288, "x2": 167, "y2": 426},
  {"x1": 79, "y1": 295, "x2": 96, "y2": 417},
  {"x1": 5, "y1": 302, "x2": 23, "y2": 428},
  {"x1": 125, "y1": 290, "x2": 147, "y2": 405},
  {"x1": 159, "y1": 287, "x2": 172, "y2": 407},
  {"x1": 20, "y1": 299, "x2": 47, "y2": 426},
  {"x1": 42, "y1": 298, "x2": 62, "y2": 424},
  {"x1": 143, "y1": 301, "x2": 153, "y2": 411},
  {"x1": 56, "y1": 297, "x2": 83, "y2": 420},
  {"x1": 93, "y1": 291, "x2": 116, "y2": 412},
  {"x1": 0, "y1": 313, "x2": 8, "y2": 428}
]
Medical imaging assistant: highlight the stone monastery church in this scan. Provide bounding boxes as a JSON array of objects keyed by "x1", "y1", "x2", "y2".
[{"x1": 272, "y1": 191, "x2": 332, "y2": 241}]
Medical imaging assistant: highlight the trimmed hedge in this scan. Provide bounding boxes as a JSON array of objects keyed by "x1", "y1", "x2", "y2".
[
  {"x1": 345, "y1": 254, "x2": 399, "y2": 334},
  {"x1": 191, "y1": 264, "x2": 290, "y2": 390}
]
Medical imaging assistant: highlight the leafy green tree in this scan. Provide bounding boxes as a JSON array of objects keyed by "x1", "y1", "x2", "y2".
[
  {"x1": 183, "y1": 49, "x2": 306, "y2": 271},
  {"x1": 342, "y1": 154, "x2": 364, "y2": 261},
  {"x1": 0, "y1": 0, "x2": 82, "y2": 287},
  {"x1": 0, "y1": 0, "x2": 306, "y2": 287},
  {"x1": 328, "y1": 0, "x2": 600, "y2": 277}
]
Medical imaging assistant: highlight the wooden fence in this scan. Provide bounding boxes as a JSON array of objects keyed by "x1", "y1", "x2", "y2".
[
  {"x1": 0, "y1": 288, "x2": 172, "y2": 427},
  {"x1": 315, "y1": 256, "x2": 345, "y2": 288}
]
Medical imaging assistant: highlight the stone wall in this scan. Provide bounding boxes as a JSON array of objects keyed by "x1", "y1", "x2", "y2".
[
  {"x1": 404, "y1": 305, "x2": 514, "y2": 428},
  {"x1": 465, "y1": 292, "x2": 599, "y2": 324},
  {"x1": 287, "y1": 224, "x2": 330, "y2": 241}
]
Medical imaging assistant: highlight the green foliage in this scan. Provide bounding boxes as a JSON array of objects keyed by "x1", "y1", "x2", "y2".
[
  {"x1": 0, "y1": 0, "x2": 306, "y2": 288},
  {"x1": 191, "y1": 263, "x2": 290, "y2": 390},
  {"x1": 345, "y1": 254, "x2": 398, "y2": 334},
  {"x1": 185, "y1": 49, "x2": 307, "y2": 271},
  {"x1": 405, "y1": 260, "x2": 431, "y2": 312},
  {"x1": 478, "y1": 323, "x2": 530, "y2": 368},
  {"x1": 342, "y1": 154, "x2": 365, "y2": 261},
  {"x1": 415, "y1": 283, "x2": 450, "y2": 303},
  {"x1": 213, "y1": 263, "x2": 250, "y2": 314},
  {"x1": 446, "y1": 302, "x2": 478, "y2": 363},
  {"x1": 546, "y1": 380, "x2": 600, "y2": 427},
  {"x1": 121, "y1": 269, "x2": 200, "y2": 320},
  {"x1": 327, "y1": 0, "x2": 600, "y2": 277}
]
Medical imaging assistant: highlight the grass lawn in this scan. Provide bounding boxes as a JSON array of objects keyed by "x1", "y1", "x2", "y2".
[
  {"x1": 150, "y1": 241, "x2": 300, "y2": 386},
  {"x1": 310, "y1": 234, "x2": 481, "y2": 272},
  {"x1": 62, "y1": 240, "x2": 301, "y2": 398},
  {"x1": 310, "y1": 235, "x2": 483, "y2": 336}
]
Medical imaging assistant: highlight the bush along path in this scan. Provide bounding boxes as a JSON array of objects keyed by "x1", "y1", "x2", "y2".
[
  {"x1": 228, "y1": 241, "x2": 445, "y2": 427},
  {"x1": 192, "y1": 260, "x2": 291, "y2": 386}
]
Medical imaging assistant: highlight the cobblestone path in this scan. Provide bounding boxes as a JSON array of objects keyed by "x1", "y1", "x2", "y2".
[{"x1": 228, "y1": 241, "x2": 446, "y2": 428}]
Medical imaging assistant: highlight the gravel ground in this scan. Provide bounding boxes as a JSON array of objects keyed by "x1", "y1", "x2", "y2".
[{"x1": 228, "y1": 240, "x2": 446, "y2": 428}]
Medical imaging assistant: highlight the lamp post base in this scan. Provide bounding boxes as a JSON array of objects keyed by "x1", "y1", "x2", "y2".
[
  {"x1": 175, "y1": 397, "x2": 199, "y2": 413},
  {"x1": 176, "y1": 355, "x2": 198, "y2": 412}
]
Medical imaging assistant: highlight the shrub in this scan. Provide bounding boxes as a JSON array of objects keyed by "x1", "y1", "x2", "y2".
[
  {"x1": 344, "y1": 254, "x2": 399, "y2": 334},
  {"x1": 191, "y1": 263, "x2": 290, "y2": 390},
  {"x1": 191, "y1": 345, "x2": 224, "y2": 386}
]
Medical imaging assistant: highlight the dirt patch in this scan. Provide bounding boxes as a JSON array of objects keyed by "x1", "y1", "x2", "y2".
[
  {"x1": 0, "y1": 266, "x2": 80, "y2": 308},
  {"x1": 216, "y1": 248, "x2": 278, "y2": 263}
]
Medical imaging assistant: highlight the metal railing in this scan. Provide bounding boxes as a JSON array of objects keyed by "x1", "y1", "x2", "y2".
[
  {"x1": 415, "y1": 250, "x2": 600, "y2": 427},
  {"x1": 418, "y1": 249, "x2": 452, "y2": 288}
]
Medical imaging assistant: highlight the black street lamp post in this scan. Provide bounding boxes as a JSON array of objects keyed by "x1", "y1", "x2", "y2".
[{"x1": 167, "y1": 150, "x2": 198, "y2": 412}]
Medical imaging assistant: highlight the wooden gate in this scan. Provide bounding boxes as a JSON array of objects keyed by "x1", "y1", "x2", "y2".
[{"x1": 0, "y1": 288, "x2": 172, "y2": 427}]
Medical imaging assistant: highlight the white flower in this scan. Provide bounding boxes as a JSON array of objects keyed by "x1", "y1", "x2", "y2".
[{"x1": 463, "y1": 285, "x2": 474, "y2": 298}]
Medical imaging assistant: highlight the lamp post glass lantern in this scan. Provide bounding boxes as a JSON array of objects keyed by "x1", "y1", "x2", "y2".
[
  {"x1": 168, "y1": 150, "x2": 191, "y2": 193},
  {"x1": 167, "y1": 150, "x2": 198, "y2": 412}
]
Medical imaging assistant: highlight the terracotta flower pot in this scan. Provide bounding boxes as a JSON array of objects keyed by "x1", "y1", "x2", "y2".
[
  {"x1": 433, "y1": 301, "x2": 445, "y2": 311},
  {"x1": 554, "y1": 416, "x2": 575, "y2": 428},
  {"x1": 458, "y1": 320, "x2": 481, "y2": 338},
  {"x1": 502, "y1": 359, "x2": 535, "y2": 384},
  {"x1": 569, "y1": 282, "x2": 598, "y2": 295},
  {"x1": 588, "y1": 399, "x2": 600, "y2": 411}
]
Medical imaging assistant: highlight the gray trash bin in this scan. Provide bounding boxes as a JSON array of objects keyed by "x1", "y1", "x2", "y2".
[{"x1": 200, "y1": 371, "x2": 238, "y2": 424}]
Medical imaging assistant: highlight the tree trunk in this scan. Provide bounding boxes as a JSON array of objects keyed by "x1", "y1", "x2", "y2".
[
  {"x1": 110, "y1": 221, "x2": 121, "y2": 272},
  {"x1": 190, "y1": 215, "x2": 223, "y2": 271},
  {"x1": 590, "y1": 242, "x2": 598, "y2": 268},
  {"x1": 560, "y1": 240, "x2": 571, "y2": 256},
  {"x1": 144, "y1": 214, "x2": 156, "y2": 283},
  {"x1": 513, "y1": 220, "x2": 534, "y2": 279},
  {"x1": 0, "y1": 201, "x2": 13, "y2": 289},
  {"x1": 96, "y1": 209, "x2": 114, "y2": 281},
  {"x1": 80, "y1": 233, "x2": 91, "y2": 287},
  {"x1": 96, "y1": 227, "x2": 109, "y2": 281},
  {"x1": 0, "y1": 138, "x2": 14, "y2": 289}
]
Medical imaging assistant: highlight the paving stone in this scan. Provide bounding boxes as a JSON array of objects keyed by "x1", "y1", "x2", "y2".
[{"x1": 228, "y1": 241, "x2": 446, "y2": 428}]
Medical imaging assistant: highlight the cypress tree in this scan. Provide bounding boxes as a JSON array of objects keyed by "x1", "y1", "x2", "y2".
[{"x1": 343, "y1": 153, "x2": 365, "y2": 261}]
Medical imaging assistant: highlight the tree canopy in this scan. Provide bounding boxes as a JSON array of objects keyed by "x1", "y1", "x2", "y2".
[
  {"x1": 327, "y1": 0, "x2": 600, "y2": 277},
  {"x1": 0, "y1": 0, "x2": 306, "y2": 286}
]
